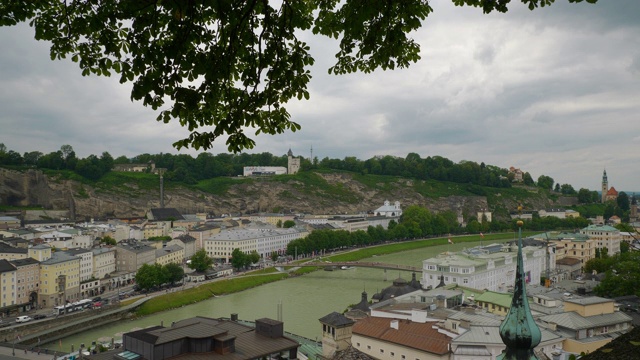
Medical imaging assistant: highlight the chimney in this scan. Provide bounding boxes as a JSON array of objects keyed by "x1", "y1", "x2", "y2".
[{"x1": 390, "y1": 320, "x2": 399, "y2": 330}]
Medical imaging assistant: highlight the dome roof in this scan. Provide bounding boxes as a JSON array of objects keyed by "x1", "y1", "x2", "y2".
[{"x1": 373, "y1": 276, "x2": 420, "y2": 302}]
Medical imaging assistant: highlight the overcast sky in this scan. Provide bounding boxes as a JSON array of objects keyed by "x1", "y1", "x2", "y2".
[{"x1": 1, "y1": 1, "x2": 639, "y2": 192}]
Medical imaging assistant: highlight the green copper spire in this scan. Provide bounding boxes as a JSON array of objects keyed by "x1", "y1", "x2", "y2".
[{"x1": 497, "y1": 219, "x2": 542, "y2": 360}]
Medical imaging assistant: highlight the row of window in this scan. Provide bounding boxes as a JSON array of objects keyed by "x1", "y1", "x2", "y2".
[{"x1": 355, "y1": 342, "x2": 414, "y2": 360}]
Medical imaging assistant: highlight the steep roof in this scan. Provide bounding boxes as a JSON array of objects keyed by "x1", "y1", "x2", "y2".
[
  {"x1": 319, "y1": 312, "x2": 355, "y2": 327},
  {"x1": 332, "y1": 345, "x2": 375, "y2": 360},
  {"x1": 352, "y1": 317, "x2": 449, "y2": 355},
  {"x1": 0, "y1": 259, "x2": 16, "y2": 273},
  {"x1": 148, "y1": 208, "x2": 185, "y2": 221}
]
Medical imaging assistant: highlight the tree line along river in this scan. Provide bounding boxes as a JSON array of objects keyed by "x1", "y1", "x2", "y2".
[{"x1": 50, "y1": 239, "x2": 507, "y2": 352}]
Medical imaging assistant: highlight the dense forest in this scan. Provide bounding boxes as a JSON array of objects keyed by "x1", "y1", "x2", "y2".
[{"x1": 0, "y1": 143, "x2": 568, "y2": 192}]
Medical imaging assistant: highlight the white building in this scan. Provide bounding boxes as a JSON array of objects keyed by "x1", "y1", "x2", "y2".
[
  {"x1": 538, "y1": 209, "x2": 567, "y2": 219},
  {"x1": 42, "y1": 230, "x2": 93, "y2": 249},
  {"x1": 421, "y1": 243, "x2": 547, "y2": 292},
  {"x1": 92, "y1": 247, "x2": 116, "y2": 280},
  {"x1": 374, "y1": 200, "x2": 403, "y2": 217},
  {"x1": 61, "y1": 248, "x2": 94, "y2": 282},
  {"x1": 205, "y1": 227, "x2": 308, "y2": 262},
  {"x1": 579, "y1": 224, "x2": 621, "y2": 255},
  {"x1": 287, "y1": 148, "x2": 301, "y2": 175},
  {"x1": 242, "y1": 166, "x2": 287, "y2": 176}
]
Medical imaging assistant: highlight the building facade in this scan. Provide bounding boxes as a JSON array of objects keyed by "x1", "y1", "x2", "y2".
[
  {"x1": 580, "y1": 224, "x2": 621, "y2": 256},
  {"x1": 39, "y1": 252, "x2": 81, "y2": 308},
  {"x1": 92, "y1": 247, "x2": 116, "y2": 279},
  {"x1": 0, "y1": 259, "x2": 17, "y2": 309},
  {"x1": 421, "y1": 244, "x2": 547, "y2": 293},
  {"x1": 205, "y1": 228, "x2": 308, "y2": 262},
  {"x1": 11, "y1": 258, "x2": 40, "y2": 312},
  {"x1": 116, "y1": 241, "x2": 156, "y2": 273},
  {"x1": 155, "y1": 244, "x2": 184, "y2": 266}
]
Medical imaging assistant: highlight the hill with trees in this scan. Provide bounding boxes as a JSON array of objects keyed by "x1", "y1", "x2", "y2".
[{"x1": 0, "y1": 143, "x2": 630, "y2": 223}]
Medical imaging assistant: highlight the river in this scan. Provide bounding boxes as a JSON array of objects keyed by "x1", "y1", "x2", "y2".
[{"x1": 51, "y1": 239, "x2": 509, "y2": 351}]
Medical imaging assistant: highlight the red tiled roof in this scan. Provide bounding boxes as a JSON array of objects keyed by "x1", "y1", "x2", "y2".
[
  {"x1": 607, "y1": 187, "x2": 618, "y2": 196},
  {"x1": 352, "y1": 317, "x2": 450, "y2": 355}
]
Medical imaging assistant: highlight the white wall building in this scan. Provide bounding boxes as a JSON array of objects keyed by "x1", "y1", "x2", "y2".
[
  {"x1": 374, "y1": 201, "x2": 403, "y2": 217},
  {"x1": 205, "y1": 227, "x2": 308, "y2": 262},
  {"x1": 243, "y1": 166, "x2": 287, "y2": 176},
  {"x1": 421, "y1": 243, "x2": 547, "y2": 292},
  {"x1": 92, "y1": 247, "x2": 116, "y2": 280},
  {"x1": 580, "y1": 224, "x2": 621, "y2": 255},
  {"x1": 62, "y1": 248, "x2": 94, "y2": 282}
]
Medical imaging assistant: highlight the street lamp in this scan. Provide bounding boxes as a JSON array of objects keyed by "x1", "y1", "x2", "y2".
[{"x1": 12, "y1": 329, "x2": 16, "y2": 356}]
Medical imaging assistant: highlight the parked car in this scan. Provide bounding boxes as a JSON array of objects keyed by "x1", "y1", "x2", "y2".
[
  {"x1": 33, "y1": 314, "x2": 47, "y2": 320},
  {"x1": 16, "y1": 315, "x2": 32, "y2": 323}
]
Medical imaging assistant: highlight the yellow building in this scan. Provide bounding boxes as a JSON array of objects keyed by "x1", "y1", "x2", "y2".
[
  {"x1": 539, "y1": 296, "x2": 632, "y2": 355},
  {"x1": 143, "y1": 221, "x2": 171, "y2": 239},
  {"x1": 0, "y1": 259, "x2": 17, "y2": 309},
  {"x1": 580, "y1": 224, "x2": 621, "y2": 255},
  {"x1": 155, "y1": 245, "x2": 184, "y2": 266},
  {"x1": 564, "y1": 297, "x2": 615, "y2": 317},
  {"x1": 535, "y1": 232, "x2": 596, "y2": 264},
  {"x1": 0, "y1": 246, "x2": 28, "y2": 261},
  {"x1": 247, "y1": 213, "x2": 295, "y2": 227},
  {"x1": 38, "y1": 249, "x2": 81, "y2": 308}
]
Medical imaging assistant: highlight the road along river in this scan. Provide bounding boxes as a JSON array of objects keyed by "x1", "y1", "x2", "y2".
[{"x1": 52, "y1": 239, "x2": 508, "y2": 352}]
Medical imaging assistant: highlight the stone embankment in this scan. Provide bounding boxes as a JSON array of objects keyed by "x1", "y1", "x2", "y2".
[{"x1": 0, "y1": 299, "x2": 147, "y2": 346}]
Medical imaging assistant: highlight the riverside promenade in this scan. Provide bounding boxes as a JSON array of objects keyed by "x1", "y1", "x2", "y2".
[{"x1": 0, "y1": 296, "x2": 154, "y2": 360}]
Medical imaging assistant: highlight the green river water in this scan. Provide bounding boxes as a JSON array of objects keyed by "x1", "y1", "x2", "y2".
[{"x1": 51, "y1": 239, "x2": 507, "y2": 352}]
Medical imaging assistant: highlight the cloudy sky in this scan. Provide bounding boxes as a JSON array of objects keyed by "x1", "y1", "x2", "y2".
[{"x1": 1, "y1": 1, "x2": 639, "y2": 192}]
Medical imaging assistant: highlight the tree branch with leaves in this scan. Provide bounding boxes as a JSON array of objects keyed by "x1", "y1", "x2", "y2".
[{"x1": 0, "y1": 0, "x2": 597, "y2": 152}]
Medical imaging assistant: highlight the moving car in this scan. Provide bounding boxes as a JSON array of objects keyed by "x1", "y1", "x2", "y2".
[
  {"x1": 33, "y1": 314, "x2": 47, "y2": 320},
  {"x1": 16, "y1": 315, "x2": 32, "y2": 323}
]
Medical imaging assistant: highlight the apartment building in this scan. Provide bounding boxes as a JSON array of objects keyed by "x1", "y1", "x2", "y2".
[
  {"x1": 92, "y1": 247, "x2": 116, "y2": 279},
  {"x1": 116, "y1": 241, "x2": 156, "y2": 273},
  {"x1": 155, "y1": 244, "x2": 184, "y2": 266},
  {"x1": 39, "y1": 251, "x2": 81, "y2": 308},
  {"x1": 11, "y1": 257, "x2": 40, "y2": 312},
  {"x1": 580, "y1": 224, "x2": 621, "y2": 255},
  {"x1": 205, "y1": 227, "x2": 308, "y2": 263},
  {"x1": 0, "y1": 259, "x2": 17, "y2": 308}
]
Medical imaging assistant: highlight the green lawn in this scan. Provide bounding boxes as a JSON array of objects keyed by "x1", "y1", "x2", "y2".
[{"x1": 135, "y1": 273, "x2": 288, "y2": 316}]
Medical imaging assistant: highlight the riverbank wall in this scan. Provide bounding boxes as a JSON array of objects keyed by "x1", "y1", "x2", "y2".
[{"x1": 0, "y1": 299, "x2": 148, "y2": 347}]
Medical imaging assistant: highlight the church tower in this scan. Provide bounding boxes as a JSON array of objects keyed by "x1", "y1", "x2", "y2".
[{"x1": 601, "y1": 169, "x2": 608, "y2": 203}]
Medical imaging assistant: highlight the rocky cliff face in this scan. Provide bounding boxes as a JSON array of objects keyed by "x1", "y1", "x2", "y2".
[{"x1": 0, "y1": 168, "x2": 571, "y2": 220}]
